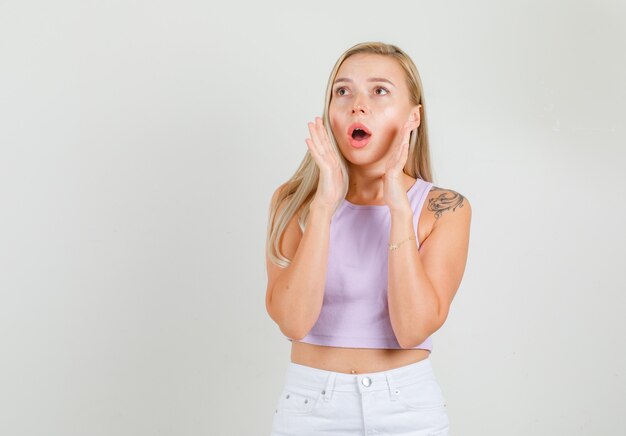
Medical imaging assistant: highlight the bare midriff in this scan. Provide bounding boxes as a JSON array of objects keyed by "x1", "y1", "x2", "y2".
[{"x1": 291, "y1": 341, "x2": 430, "y2": 374}]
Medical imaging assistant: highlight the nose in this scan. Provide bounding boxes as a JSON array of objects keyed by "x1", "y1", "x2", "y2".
[
  {"x1": 351, "y1": 95, "x2": 368, "y2": 115},
  {"x1": 352, "y1": 102, "x2": 367, "y2": 115}
]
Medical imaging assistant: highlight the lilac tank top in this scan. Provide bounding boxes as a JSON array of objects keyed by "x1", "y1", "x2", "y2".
[{"x1": 286, "y1": 178, "x2": 434, "y2": 350}]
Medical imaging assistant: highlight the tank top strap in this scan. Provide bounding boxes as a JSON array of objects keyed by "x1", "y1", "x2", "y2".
[{"x1": 409, "y1": 179, "x2": 434, "y2": 249}]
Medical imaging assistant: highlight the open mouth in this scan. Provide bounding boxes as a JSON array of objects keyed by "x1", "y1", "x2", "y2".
[
  {"x1": 348, "y1": 123, "x2": 373, "y2": 141},
  {"x1": 347, "y1": 123, "x2": 373, "y2": 148},
  {"x1": 351, "y1": 128, "x2": 371, "y2": 140}
]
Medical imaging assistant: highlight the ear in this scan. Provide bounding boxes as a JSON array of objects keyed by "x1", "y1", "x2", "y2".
[{"x1": 409, "y1": 104, "x2": 421, "y2": 130}]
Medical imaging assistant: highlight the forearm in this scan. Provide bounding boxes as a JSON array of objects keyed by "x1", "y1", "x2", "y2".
[
  {"x1": 387, "y1": 205, "x2": 440, "y2": 348},
  {"x1": 271, "y1": 205, "x2": 333, "y2": 340}
]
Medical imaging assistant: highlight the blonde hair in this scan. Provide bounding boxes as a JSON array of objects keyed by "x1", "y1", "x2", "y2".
[{"x1": 266, "y1": 41, "x2": 434, "y2": 268}]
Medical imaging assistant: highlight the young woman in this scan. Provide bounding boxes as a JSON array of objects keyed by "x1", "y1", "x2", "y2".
[{"x1": 265, "y1": 41, "x2": 471, "y2": 435}]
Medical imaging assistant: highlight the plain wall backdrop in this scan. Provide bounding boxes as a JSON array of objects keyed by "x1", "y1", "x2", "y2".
[{"x1": 1, "y1": 0, "x2": 624, "y2": 435}]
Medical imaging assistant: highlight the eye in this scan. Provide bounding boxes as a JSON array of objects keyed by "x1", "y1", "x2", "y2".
[
  {"x1": 334, "y1": 86, "x2": 389, "y2": 96},
  {"x1": 375, "y1": 87, "x2": 389, "y2": 96}
]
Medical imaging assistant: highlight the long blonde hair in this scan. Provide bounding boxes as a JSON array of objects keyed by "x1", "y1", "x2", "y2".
[{"x1": 266, "y1": 41, "x2": 434, "y2": 268}]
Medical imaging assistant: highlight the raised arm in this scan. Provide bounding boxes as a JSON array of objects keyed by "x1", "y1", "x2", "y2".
[
  {"x1": 265, "y1": 116, "x2": 344, "y2": 340},
  {"x1": 265, "y1": 190, "x2": 334, "y2": 340},
  {"x1": 387, "y1": 187, "x2": 471, "y2": 348}
]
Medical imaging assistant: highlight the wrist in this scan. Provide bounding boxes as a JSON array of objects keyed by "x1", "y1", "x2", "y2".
[
  {"x1": 388, "y1": 202, "x2": 413, "y2": 217},
  {"x1": 309, "y1": 202, "x2": 335, "y2": 221}
]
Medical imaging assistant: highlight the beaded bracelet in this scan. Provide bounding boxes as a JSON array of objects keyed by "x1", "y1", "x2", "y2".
[{"x1": 389, "y1": 235, "x2": 415, "y2": 251}]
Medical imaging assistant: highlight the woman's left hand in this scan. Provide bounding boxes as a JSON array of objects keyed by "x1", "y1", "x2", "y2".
[{"x1": 383, "y1": 118, "x2": 415, "y2": 211}]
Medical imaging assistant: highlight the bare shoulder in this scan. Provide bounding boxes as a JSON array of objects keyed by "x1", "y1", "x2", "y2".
[
  {"x1": 418, "y1": 184, "x2": 471, "y2": 243},
  {"x1": 427, "y1": 185, "x2": 471, "y2": 222}
]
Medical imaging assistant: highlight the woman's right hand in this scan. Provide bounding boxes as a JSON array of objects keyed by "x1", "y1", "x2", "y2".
[{"x1": 305, "y1": 117, "x2": 344, "y2": 210}]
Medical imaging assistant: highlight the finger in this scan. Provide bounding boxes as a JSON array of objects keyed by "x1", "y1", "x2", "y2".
[
  {"x1": 316, "y1": 117, "x2": 331, "y2": 141},
  {"x1": 402, "y1": 140, "x2": 409, "y2": 162},
  {"x1": 391, "y1": 127, "x2": 410, "y2": 172},
  {"x1": 401, "y1": 122, "x2": 411, "y2": 146},
  {"x1": 306, "y1": 138, "x2": 323, "y2": 163},
  {"x1": 308, "y1": 120, "x2": 323, "y2": 150},
  {"x1": 399, "y1": 140, "x2": 408, "y2": 162},
  {"x1": 306, "y1": 124, "x2": 322, "y2": 155},
  {"x1": 394, "y1": 122, "x2": 410, "y2": 159},
  {"x1": 315, "y1": 117, "x2": 332, "y2": 154},
  {"x1": 315, "y1": 118, "x2": 338, "y2": 168},
  {"x1": 309, "y1": 121, "x2": 328, "y2": 160}
]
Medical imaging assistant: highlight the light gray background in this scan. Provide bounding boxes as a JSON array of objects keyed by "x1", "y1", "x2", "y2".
[{"x1": 1, "y1": 0, "x2": 624, "y2": 435}]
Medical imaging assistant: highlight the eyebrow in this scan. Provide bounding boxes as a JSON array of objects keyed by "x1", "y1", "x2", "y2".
[{"x1": 333, "y1": 77, "x2": 396, "y2": 87}]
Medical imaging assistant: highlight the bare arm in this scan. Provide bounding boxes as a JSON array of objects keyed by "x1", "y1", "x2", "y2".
[
  {"x1": 387, "y1": 204, "x2": 440, "y2": 348},
  {"x1": 266, "y1": 116, "x2": 344, "y2": 340},
  {"x1": 265, "y1": 201, "x2": 334, "y2": 340},
  {"x1": 387, "y1": 188, "x2": 471, "y2": 348}
]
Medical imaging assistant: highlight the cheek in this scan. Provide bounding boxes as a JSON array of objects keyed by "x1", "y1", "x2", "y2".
[
  {"x1": 377, "y1": 102, "x2": 403, "y2": 118},
  {"x1": 378, "y1": 108, "x2": 408, "y2": 135},
  {"x1": 329, "y1": 115, "x2": 342, "y2": 137}
]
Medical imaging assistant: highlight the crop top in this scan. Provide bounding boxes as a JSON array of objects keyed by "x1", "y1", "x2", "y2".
[{"x1": 285, "y1": 177, "x2": 434, "y2": 351}]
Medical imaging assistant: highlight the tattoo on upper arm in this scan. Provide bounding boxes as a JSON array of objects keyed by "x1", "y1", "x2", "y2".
[{"x1": 428, "y1": 186, "x2": 466, "y2": 220}]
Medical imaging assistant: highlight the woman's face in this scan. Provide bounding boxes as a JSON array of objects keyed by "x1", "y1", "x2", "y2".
[{"x1": 328, "y1": 53, "x2": 420, "y2": 166}]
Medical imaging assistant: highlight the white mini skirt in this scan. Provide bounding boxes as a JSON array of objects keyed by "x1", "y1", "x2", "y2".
[{"x1": 270, "y1": 356, "x2": 450, "y2": 435}]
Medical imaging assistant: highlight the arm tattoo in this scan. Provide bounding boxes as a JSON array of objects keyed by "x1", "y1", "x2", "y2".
[{"x1": 428, "y1": 186, "x2": 465, "y2": 220}]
